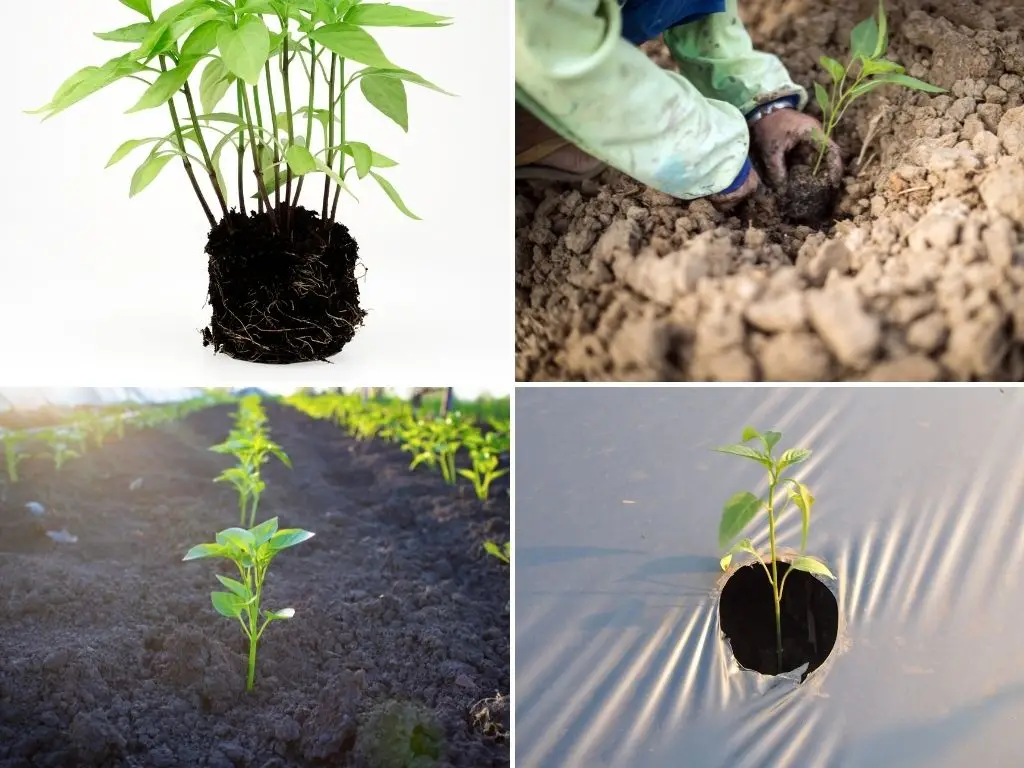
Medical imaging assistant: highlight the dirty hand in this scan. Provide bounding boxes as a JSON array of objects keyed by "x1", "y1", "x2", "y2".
[
  {"x1": 709, "y1": 165, "x2": 761, "y2": 211},
  {"x1": 751, "y1": 108, "x2": 844, "y2": 187}
]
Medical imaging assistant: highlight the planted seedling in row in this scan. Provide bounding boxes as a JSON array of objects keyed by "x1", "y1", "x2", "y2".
[
  {"x1": 1, "y1": 432, "x2": 28, "y2": 483},
  {"x1": 30, "y1": 0, "x2": 453, "y2": 365},
  {"x1": 184, "y1": 517, "x2": 314, "y2": 691},
  {"x1": 713, "y1": 427, "x2": 834, "y2": 669},
  {"x1": 35, "y1": 431, "x2": 81, "y2": 472},
  {"x1": 459, "y1": 431, "x2": 509, "y2": 501},
  {"x1": 483, "y1": 540, "x2": 510, "y2": 612}
]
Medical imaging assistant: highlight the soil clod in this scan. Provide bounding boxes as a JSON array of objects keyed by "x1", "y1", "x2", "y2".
[
  {"x1": 203, "y1": 207, "x2": 366, "y2": 364},
  {"x1": 781, "y1": 164, "x2": 841, "y2": 225}
]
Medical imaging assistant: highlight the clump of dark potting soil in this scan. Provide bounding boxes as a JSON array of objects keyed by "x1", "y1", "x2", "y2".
[
  {"x1": 202, "y1": 207, "x2": 366, "y2": 364},
  {"x1": 469, "y1": 694, "x2": 509, "y2": 742},
  {"x1": 781, "y1": 163, "x2": 841, "y2": 225},
  {"x1": 354, "y1": 700, "x2": 443, "y2": 768}
]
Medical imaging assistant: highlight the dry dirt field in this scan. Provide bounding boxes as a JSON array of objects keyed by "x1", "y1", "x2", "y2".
[{"x1": 516, "y1": 0, "x2": 1024, "y2": 381}]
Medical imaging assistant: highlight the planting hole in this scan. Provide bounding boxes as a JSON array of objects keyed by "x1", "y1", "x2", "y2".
[{"x1": 719, "y1": 560, "x2": 838, "y2": 679}]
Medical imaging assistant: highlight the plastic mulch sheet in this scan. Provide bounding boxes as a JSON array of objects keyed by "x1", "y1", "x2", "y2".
[{"x1": 515, "y1": 386, "x2": 1024, "y2": 767}]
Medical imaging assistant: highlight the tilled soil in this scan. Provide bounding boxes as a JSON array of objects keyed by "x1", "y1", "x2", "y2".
[
  {"x1": 516, "y1": 0, "x2": 1024, "y2": 381},
  {"x1": 0, "y1": 403, "x2": 510, "y2": 767}
]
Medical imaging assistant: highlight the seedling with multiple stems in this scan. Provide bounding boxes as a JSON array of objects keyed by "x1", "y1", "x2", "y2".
[
  {"x1": 459, "y1": 431, "x2": 509, "y2": 500},
  {"x1": 183, "y1": 517, "x2": 314, "y2": 691},
  {"x1": 713, "y1": 427, "x2": 834, "y2": 669},
  {"x1": 811, "y1": 0, "x2": 944, "y2": 176},
  {"x1": 211, "y1": 396, "x2": 291, "y2": 527}
]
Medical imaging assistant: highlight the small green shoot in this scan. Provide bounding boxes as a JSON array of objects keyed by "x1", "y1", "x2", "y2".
[
  {"x1": 1, "y1": 431, "x2": 28, "y2": 483},
  {"x1": 812, "y1": 0, "x2": 945, "y2": 176},
  {"x1": 713, "y1": 427, "x2": 834, "y2": 668},
  {"x1": 458, "y1": 432, "x2": 509, "y2": 500},
  {"x1": 483, "y1": 540, "x2": 510, "y2": 564},
  {"x1": 183, "y1": 517, "x2": 314, "y2": 691}
]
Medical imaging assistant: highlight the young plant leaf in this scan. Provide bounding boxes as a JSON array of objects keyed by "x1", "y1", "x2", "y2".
[
  {"x1": 347, "y1": 141, "x2": 372, "y2": 178},
  {"x1": 761, "y1": 431, "x2": 783, "y2": 453},
  {"x1": 718, "y1": 491, "x2": 762, "y2": 549},
  {"x1": 309, "y1": 23, "x2": 395, "y2": 68},
  {"x1": 106, "y1": 137, "x2": 160, "y2": 167},
  {"x1": 216, "y1": 574, "x2": 250, "y2": 598},
  {"x1": 741, "y1": 426, "x2": 760, "y2": 443},
  {"x1": 870, "y1": 73, "x2": 946, "y2": 93},
  {"x1": 720, "y1": 537, "x2": 761, "y2": 571},
  {"x1": 874, "y1": 0, "x2": 888, "y2": 59},
  {"x1": 370, "y1": 171, "x2": 419, "y2": 219},
  {"x1": 342, "y1": 143, "x2": 398, "y2": 168},
  {"x1": 268, "y1": 529, "x2": 315, "y2": 551},
  {"x1": 250, "y1": 517, "x2": 279, "y2": 546},
  {"x1": 789, "y1": 555, "x2": 835, "y2": 579},
  {"x1": 777, "y1": 447, "x2": 811, "y2": 471},
  {"x1": 711, "y1": 443, "x2": 767, "y2": 463},
  {"x1": 360, "y1": 74, "x2": 408, "y2": 131},
  {"x1": 95, "y1": 23, "x2": 153, "y2": 43},
  {"x1": 199, "y1": 59, "x2": 235, "y2": 114},
  {"x1": 285, "y1": 144, "x2": 318, "y2": 175},
  {"x1": 345, "y1": 4, "x2": 453, "y2": 27},
  {"x1": 119, "y1": 0, "x2": 154, "y2": 19},
  {"x1": 787, "y1": 480, "x2": 815, "y2": 552},
  {"x1": 181, "y1": 19, "x2": 225, "y2": 57},
  {"x1": 814, "y1": 81, "x2": 830, "y2": 118},
  {"x1": 860, "y1": 58, "x2": 904, "y2": 76},
  {"x1": 218, "y1": 17, "x2": 271, "y2": 86},
  {"x1": 850, "y1": 16, "x2": 879, "y2": 60},
  {"x1": 819, "y1": 56, "x2": 844, "y2": 84},
  {"x1": 216, "y1": 526, "x2": 256, "y2": 550},
  {"x1": 182, "y1": 542, "x2": 226, "y2": 560},
  {"x1": 357, "y1": 67, "x2": 454, "y2": 95},
  {"x1": 129, "y1": 153, "x2": 175, "y2": 197},
  {"x1": 265, "y1": 607, "x2": 295, "y2": 619},
  {"x1": 211, "y1": 590, "x2": 244, "y2": 618},
  {"x1": 127, "y1": 57, "x2": 199, "y2": 112}
]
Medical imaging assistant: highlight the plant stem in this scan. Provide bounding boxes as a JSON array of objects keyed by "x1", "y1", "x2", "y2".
[
  {"x1": 329, "y1": 60, "x2": 347, "y2": 224},
  {"x1": 246, "y1": 631, "x2": 257, "y2": 691},
  {"x1": 282, "y1": 29, "x2": 296, "y2": 234},
  {"x1": 264, "y1": 61, "x2": 281, "y2": 211},
  {"x1": 241, "y1": 87, "x2": 277, "y2": 229},
  {"x1": 252, "y1": 86, "x2": 265, "y2": 215},
  {"x1": 159, "y1": 58, "x2": 216, "y2": 227},
  {"x1": 322, "y1": 53, "x2": 338, "y2": 224},
  {"x1": 236, "y1": 83, "x2": 247, "y2": 216},
  {"x1": 767, "y1": 479, "x2": 782, "y2": 669},
  {"x1": 180, "y1": 80, "x2": 230, "y2": 221}
]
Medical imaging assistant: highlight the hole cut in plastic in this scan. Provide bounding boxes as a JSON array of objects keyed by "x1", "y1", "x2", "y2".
[{"x1": 719, "y1": 560, "x2": 838, "y2": 680}]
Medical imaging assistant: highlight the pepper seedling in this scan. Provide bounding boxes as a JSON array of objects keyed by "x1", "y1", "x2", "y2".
[
  {"x1": 1, "y1": 431, "x2": 28, "y2": 483},
  {"x1": 183, "y1": 517, "x2": 314, "y2": 691},
  {"x1": 483, "y1": 540, "x2": 510, "y2": 565},
  {"x1": 812, "y1": 0, "x2": 944, "y2": 175},
  {"x1": 458, "y1": 431, "x2": 509, "y2": 500},
  {"x1": 713, "y1": 427, "x2": 834, "y2": 668}
]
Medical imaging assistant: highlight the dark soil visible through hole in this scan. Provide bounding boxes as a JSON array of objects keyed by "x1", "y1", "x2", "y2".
[
  {"x1": 202, "y1": 207, "x2": 366, "y2": 364},
  {"x1": 719, "y1": 560, "x2": 838, "y2": 679}
]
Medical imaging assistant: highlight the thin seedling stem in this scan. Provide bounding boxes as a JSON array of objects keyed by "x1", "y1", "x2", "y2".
[
  {"x1": 235, "y1": 82, "x2": 246, "y2": 217},
  {"x1": 281, "y1": 29, "x2": 296, "y2": 234},
  {"x1": 264, "y1": 61, "x2": 281, "y2": 211},
  {"x1": 241, "y1": 86, "x2": 277, "y2": 229},
  {"x1": 251, "y1": 86, "x2": 266, "y2": 215},
  {"x1": 767, "y1": 479, "x2": 782, "y2": 668},
  {"x1": 162, "y1": 80, "x2": 216, "y2": 227},
  {"x1": 180, "y1": 81, "x2": 230, "y2": 221},
  {"x1": 322, "y1": 53, "x2": 338, "y2": 225},
  {"x1": 329, "y1": 60, "x2": 347, "y2": 224}
]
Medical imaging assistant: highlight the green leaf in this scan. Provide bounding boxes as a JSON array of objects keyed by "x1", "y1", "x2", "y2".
[
  {"x1": 199, "y1": 59, "x2": 234, "y2": 114},
  {"x1": 129, "y1": 153, "x2": 175, "y2": 197},
  {"x1": 347, "y1": 142, "x2": 372, "y2": 178},
  {"x1": 720, "y1": 538, "x2": 760, "y2": 571},
  {"x1": 126, "y1": 57, "x2": 198, "y2": 112},
  {"x1": 788, "y1": 555, "x2": 835, "y2": 579},
  {"x1": 814, "y1": 81, "x2": 830, "y2": 118},
  {"x1": 345, "y1": 3, "x2": 453, "y2": 27},
  {"x1": 483, "y1": 540, "x2": 510, "y2": 563},
  {"x1": 268, "y1": 528, "x2": 315, "y2": 551},
  {"x1": 777, "y1": 447, "x2": 811, "y2": 471},
  {"x1": 285, "y1": 144, "x2": 318, "y2": 175},
  {"x1": 874, "y1": 0, "x2": 888, "y2": 59},
  {"x1": 342, "y1": 143, "x2": 397, "y2": 168},
  {"x1": 357, "y1": 66, "x2": 453, "y2": 95},
  {"x1": 871, "y1": 73, "x2": 946, "y2": 94},
  {"x1": 106, "y1": 137, "x2": 159, "y2": 167},
  {"x1": 31, "y1": 56, "x2": 147, "y2": 118},
  {"x1": 819, "y1": 55, "x2": 844, "y2": 84},
  {"x1": 860, "y1": 58, "x2": 904, "y2": 76},
  {"x1": 250, "y1": 517, "x2": 279, "y2": 546},
  {"x1": 119, "y1": 0, "x2": 153, "y2": 19},
  {"x1": 211, "y1": 590, "x2": 244, "y2": 618},
  {"x1": 718, "y1": 491, "x2": 762, "y2": 550},
  {"x1": 133, "y1": 21, "x2": 173, "y2": 62},
  {"x1": 741, "y1": 426, "x2": 760, "y2": 443},
  {"x1": 95, "y1": 22, "x2": 153, "y2": 43},
  {"x1": 711, "y1": 443, "x2": 767, "y2": 463},
  {"x1": 218, "y1": 16, "x2": 271, "y2": 85},
  {"x1": 850, "y1": 16, "x2": 879, "y2": 61},
  {"x1": 182, "y1": 19, "x2": 225, "y2": 57},
  {"x1": 264, "y1": 607, "x2": 295, "y2": 619},
  {"x1": 309, "y1": 23, "x2": 395, "y2": 68},
  {"x1": 215, "y1": 574, "x2": 250, "y2": 598},
  {"x1": 182, "y1": 542, "x2": 226, "y2": 560},
  {"x1": 787, "y1": 480, "x2": 815, "y2": 552},
  {"x1": 215, "y1": 526, "x2": 256, "y2": 550},
  {"x1": 370, "y1": 171, "x2": 419, "y2": 219},
  {"x1": 762, "y1": 431, "x2": 782, "y2": 453},
  {"x1": 360, "y1": 74, "x2": 408, "y2": 131}
]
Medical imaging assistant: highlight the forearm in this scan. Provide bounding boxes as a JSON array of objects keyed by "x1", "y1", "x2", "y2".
[
  {"x1": 663, "y1": 0, "x2": 807, "y2": 116},
  {"x1": 515, "y1": 0, "x2": 751, "y2": 199}
]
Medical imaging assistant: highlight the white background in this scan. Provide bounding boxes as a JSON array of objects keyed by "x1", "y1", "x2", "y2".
[{"x1": 0, "y1": 0, "x2": 511, "y2": 388}]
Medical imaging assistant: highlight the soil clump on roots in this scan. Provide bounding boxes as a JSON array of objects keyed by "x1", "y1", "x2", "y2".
[
  {"x1": 516, "y1": 0, "x2": 1024, "y2": 382},
  {"x1": 203, "y1": 207, "x2": 366, "y2": 364}
]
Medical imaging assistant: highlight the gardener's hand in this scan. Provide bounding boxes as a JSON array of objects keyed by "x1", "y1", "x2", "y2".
[
  {"x1": 751, "y1": 108, "x2": 844, "y2": 187},
  {"x1": 708, "y1": 165, "x2": 761, "y2": 211}
]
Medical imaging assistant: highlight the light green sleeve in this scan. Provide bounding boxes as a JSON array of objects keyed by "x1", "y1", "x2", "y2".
[
  {"x1": 515, "y1": 0, "x2": 750, "y2": 200},
  {"x1": 663, "y1": 0, "x2": 807, "y2": 115}
]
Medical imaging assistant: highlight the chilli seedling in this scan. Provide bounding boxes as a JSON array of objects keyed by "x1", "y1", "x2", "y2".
[
  {"x1": 1, "y1": 431, "x2": 28, "y2": 483},
  {"x1": 183, "y1": 517, "x2": 314, "y2": 691},
  {"x1": 713, "y1": 427, "x2": 834, "y2": 668},
  {"x1": 812, "y1": 0, "x2": 944, "y2": 175},
  {"x1": 483, "y1": 540, "x2": 510, "y2": 564},
  {"x1": 459, "y1": 431, "x2": 509, "y2": 500}
]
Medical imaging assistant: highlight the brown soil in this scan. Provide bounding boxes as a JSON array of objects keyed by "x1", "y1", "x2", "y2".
[
  {"x1": 516, "y1": 0, "x2": 1024, "y2": 381},
  {"x1": 0, "y1": 403, "x2": 509, "y2": 767}
]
